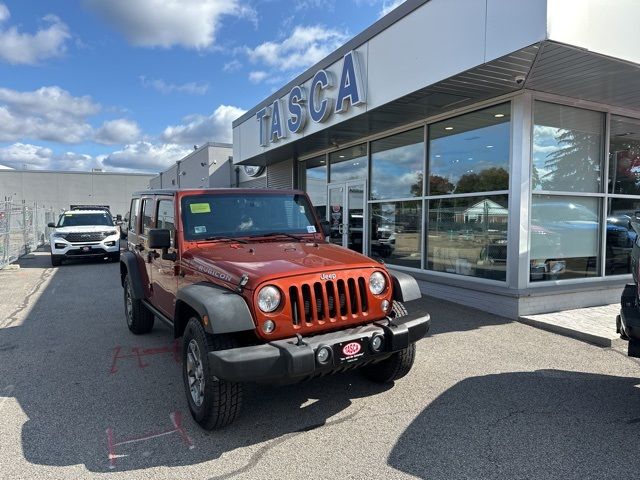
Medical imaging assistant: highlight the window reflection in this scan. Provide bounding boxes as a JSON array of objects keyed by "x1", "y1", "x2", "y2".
[
  {"x1": 427, "y1": 195, "x2": 508, "y2": 280},
  {"x1": 429, "y1": 104, "x2": 510, "y2": 195},
  {"x1": 609, "y1": 115, "x2": 640, "y2": 195},
  {"x1": 306, "y1": 155, "x2": 327, "y2": 220},
  {"x1": 370, "y1": 128, "x2": 424, "y2": 200},
  {"x1": 533, "y1": 102, "x2": 603, "y2": 193},
  {"x1": 369, "y1": 201, "x2": 421, "y2": 269},
  {"x1": 530, "y1": 196, "x2": 600, "y2": 281},
  {"x1": 329, "y1": 144, "x2": 367, "y2": 182},
  {"x1": 605, "y1": 198, "x2": 639, "y2": 276}
]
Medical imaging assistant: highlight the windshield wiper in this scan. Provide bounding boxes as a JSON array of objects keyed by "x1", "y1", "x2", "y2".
[
  {"x1": 254, "y1": 232, "x2": 306, "y2": 241},
  {"x1": 201, "y1": 236, "x2": 248, "y2": 244}
]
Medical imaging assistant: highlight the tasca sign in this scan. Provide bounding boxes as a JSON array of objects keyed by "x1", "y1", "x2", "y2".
[{"x1": 256, "y1": 50, "x2": 365, "y2": 147}]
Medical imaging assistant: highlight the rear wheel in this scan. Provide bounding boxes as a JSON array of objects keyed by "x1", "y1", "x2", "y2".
[
  {"x1": 182, "y1": 318, "x2": 243, "y2": 430},
  {"x1": 123, "y1": 273, "x2": 154, "y2": 334},
  {"x1": 51, "y1": 254, "x2": 63, "y2": 267}
]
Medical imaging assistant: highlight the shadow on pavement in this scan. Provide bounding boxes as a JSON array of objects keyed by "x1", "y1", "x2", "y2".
[
  {"x1": 389, "y1": 369, "x2": 640, "y2": 480},
  {"x1": 0, "y1": 252, "x2": 391, "y2": 473}
]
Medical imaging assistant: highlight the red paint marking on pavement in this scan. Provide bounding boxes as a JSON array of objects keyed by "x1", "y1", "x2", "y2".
[
  {"x1": 105, "y1": 412, "x2": 195, "y2": 468},
  {"x1": 109, "y1": 341, "x2": 180, "y2": 374}
]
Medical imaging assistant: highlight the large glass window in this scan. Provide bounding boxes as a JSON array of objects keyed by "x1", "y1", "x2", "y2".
[
  {"x1": 533, "y1": 102, "x2": 604, "y2": 192},
  {"x1": 427, "y1": 195, "x2": 508, "y2": 281},
  {"x1": 329, "y1": 144, "x2": 367, "y2": 182},
  {"x1": 609, "y1": 115, "x2": 640, "y2": 195},
  {"x1": 605, "y1": 198, "x2": 639, "y2": 276},
  {"x1": 369, "y1": 201, "x2": 421, "y2": 269},
  {"x1": 141, "y1": 198, "x2": 154, "y2": 236},
  {"x1": 370, "y1": 128, "x2": 424, "y2": 200},
  {"x1": 305, "y1": 155, "x2": 327, "y2": 220},
  {"x1": 530, "y1": 196, "x2": 601, "y2": 281},
  {"x1": 156, "y1": 199, "x2": 175, "y2": 243},
  {"x1": 429, "y1": 103, "x2": 510, "y2": 195}
]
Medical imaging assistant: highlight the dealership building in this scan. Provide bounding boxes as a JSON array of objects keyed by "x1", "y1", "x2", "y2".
[{"x1": 231, "y1": 0, "x2": 640, "y2": 317}]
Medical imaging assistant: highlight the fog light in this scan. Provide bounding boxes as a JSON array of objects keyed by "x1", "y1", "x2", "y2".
[
  {"x1": 262, "y1": 320, "x2": 275, "y2": 334},
  {"x1": 381, "y1": 300, "x2": 390, "y2": 311},
  {"x1": 316, "y1": 346, "x2": 332, "y2": 365},
  {"x1": 370, "y1": 334, "x2": 384, "y2": 353},
  {"x1": 54, "y1": 243, "x2": 65, "y2": 249}
]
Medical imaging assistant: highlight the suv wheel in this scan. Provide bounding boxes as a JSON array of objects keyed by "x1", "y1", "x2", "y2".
[
  {"x1": 361, "y1": 300, "x2": 416, "y2": 383},
  {"x1": 51, "y1": 254, "x2": 63, "y2": 267},
  {"x1": 182, "y1": 318, "x2": 243, "y2": 430},
  {"x1": 123, "y1": 274, "x2": 154, "y2": 334}
]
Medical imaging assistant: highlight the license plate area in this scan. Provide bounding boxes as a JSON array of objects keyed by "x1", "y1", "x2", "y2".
[
  {"x1": 333, "y1": 337, "x2": 368, "y2": 364},
  {"x1": 82, "y1": 246, "x2": 91, "y2": 252}
]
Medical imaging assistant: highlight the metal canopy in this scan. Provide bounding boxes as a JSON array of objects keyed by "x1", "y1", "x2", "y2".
[{"x1": 242, "y1": 41, "x2": 640, "y2": 166}]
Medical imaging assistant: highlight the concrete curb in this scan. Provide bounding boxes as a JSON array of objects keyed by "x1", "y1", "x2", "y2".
[{"x1": 517, "y1": 316, "x2": 624, "y2": 348}]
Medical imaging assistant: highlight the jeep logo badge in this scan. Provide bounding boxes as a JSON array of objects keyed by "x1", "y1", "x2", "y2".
[{"x1": 320, "y1": 273, "x2": 337, "y2": 281}]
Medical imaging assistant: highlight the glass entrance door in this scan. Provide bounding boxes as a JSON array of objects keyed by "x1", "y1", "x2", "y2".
[{"x1": 327, "y1": 181, "x2": 366, "y2": 253}]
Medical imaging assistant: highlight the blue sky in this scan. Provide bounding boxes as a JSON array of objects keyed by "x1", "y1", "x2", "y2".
[{"x1": 0, "y1": 0, "x2": 405, "y2": 173}]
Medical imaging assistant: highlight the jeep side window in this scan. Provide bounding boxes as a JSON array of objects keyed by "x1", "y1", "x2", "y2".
[
  {"x1": 156, "y1": 199, "x2": 175, "y2": 245},
  {"x1": 129, "y1": 198, "x2": 140, "y2": 233},
  {"x1": 141, "y1": 198, "x2": 154, "y2": 236}
]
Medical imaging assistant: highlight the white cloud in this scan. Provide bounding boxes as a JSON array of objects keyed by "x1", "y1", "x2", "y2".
[
  {"x1": 101, "y1": 141, "x2": 191, "y2": 172},
  {"x1": 95, "y1": 119, "x2": 141, "y2": 145},
  {"x1": 0, "y1": 86, "x2": 99, "y2": 143},
  {"x1": 380, "y1": 0, "x2": 406, "y2": 17},
  {"x1": 161, "y1": 104, "x2": 245, "y2": 144},
  {"x1": 0, "y1": 4, "x2": 71, "y2": 65},
  {"x1": 223, "y1": 59, "x2": 242, "y2": 73},
  {"x1": 0, "y1": 142, "x2": 103, "y2": 171},
  {"x1": 246, "y1": 25, "x2": 348, "y2": 73},
  {"x1": 84, "y1": 0, "x2": 254, "y2": 49},
  {"x1": 139, "y1": 76, "x2": 209, "y2": 95},
  {"x1": 248, "y1": 71, "x2": 268, "y2": 84}
]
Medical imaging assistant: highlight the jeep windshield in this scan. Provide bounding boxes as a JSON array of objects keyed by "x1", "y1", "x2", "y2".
[
  {"x1": 181, "y1": 193, "x2": 319, "y2": 241},
  {"x1": 56, "y1": 212, "x2": 113, "y2": 227}
]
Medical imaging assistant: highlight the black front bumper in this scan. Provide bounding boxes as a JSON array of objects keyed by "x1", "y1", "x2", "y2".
[
  {"x1": 208, "y1": 305, "x2": 430, "y2": 383},
  {"x1": 620, "y1": 283, "x2": 640, "y2": 340}
]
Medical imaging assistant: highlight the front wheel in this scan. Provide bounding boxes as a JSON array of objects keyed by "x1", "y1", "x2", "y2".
[
  {"x1": 51, "y1": 254, "x2": 63, "y2": 266},
  {"x1": 182, "y1": 318, "x2": 243, "y2": 430},
  {"x1": 361, "y1": 343, "x2": 416, "y2": 383}
]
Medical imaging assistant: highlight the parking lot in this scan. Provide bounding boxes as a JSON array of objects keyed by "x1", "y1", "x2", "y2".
[{"x1": 1, "y1": 250, "x2": 640, "y2": 479}]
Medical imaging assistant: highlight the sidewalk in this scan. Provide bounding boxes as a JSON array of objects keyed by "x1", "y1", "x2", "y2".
[{"x1": 519, "y1": 304, "x2": 623, "y2": 347}]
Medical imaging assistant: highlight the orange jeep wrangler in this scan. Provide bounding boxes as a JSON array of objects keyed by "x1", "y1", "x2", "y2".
[{"x1": 119, "y1": 189, "x2": 430, "y2": 429}]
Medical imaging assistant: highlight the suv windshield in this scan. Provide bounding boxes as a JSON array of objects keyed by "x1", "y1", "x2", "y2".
[
  {"x1": 182, "y1": 193, "x2": 318, "y2": 240},
  {"x1": 57, "y1": 212, "x2": 113, "y2": 227}
]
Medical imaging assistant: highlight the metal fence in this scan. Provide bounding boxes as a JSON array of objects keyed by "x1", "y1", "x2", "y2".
[{"x1": 0, "y1": 200, "x2": 57, "y2": 269}]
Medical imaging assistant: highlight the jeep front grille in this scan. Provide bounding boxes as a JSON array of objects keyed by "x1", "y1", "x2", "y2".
[
  {"x1": 65, "y1": 232, "x2": 104, "y2": 242},
  {"x1": 289, "y1": 276, "x2": 368, "y2": 326}
]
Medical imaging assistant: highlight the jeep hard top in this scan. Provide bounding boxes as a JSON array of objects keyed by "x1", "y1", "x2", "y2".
[{"x1": 119, "y1": 188, "x2": 430, "y2": 429}]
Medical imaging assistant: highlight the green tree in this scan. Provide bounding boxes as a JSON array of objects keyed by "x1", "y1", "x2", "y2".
[
  {"x1": 454, "y1": 167, "x2": 509, "y2": 194},
  {"x1": 542, "y1": 130, "x2": 600, "y2": 191}
]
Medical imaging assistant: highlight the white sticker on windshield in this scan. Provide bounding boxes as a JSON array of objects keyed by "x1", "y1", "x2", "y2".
[
  {"x1": 299, "y1": 205, "x2": 305, "y2": 213},
  {"x1": 307, "y1": 225, "x2": 316, "y2": 233},
  {"x1": 194, "y1": 226, "x2": 206, "y2": 234}
]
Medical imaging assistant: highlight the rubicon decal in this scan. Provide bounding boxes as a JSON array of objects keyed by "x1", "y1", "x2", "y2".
[{"x1": 342, "y1": 342, "x2": 361, "y2": 357}]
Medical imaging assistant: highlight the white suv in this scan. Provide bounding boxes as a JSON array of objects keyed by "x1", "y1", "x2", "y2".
[{"x1": 48, "y1": 209, "x2": 120, "y2": 266}]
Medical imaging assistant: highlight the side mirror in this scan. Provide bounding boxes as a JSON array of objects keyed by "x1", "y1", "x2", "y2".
[
  {"x1": 148, "y1": 228, "x2": 171, "y2": 249},
  {"x1": 47, "y1": 222, "x2": 56, "y2": 228},
  {"x1": 319, "y1": 220, "x2": 331, "y2": 238}
]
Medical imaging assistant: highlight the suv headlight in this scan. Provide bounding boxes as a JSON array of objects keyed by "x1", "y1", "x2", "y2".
[
  {"x1": 369, "y1": 271, "x2": 387, "y2": 295},
  {"x1": 103, "y1": 230, "x2": 118, "y2": 237},
  {"x1": 258, "y1": 285, "x2": 281, "y2": 313},
  {"x1": 52, "y1": 232, "x2": 67, "y2": 239}
]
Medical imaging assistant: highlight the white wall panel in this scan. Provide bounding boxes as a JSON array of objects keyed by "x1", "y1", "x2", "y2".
[{"x1": 485, "y1": 0, "x2": 547, "y2": 60}]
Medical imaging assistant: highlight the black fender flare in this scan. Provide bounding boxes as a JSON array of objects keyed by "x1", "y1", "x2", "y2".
[
  {"x1": 175, "y1": 283, "x2": 255, "y2": 335},
  {"x1": 119, "y1": 250, "x2": 145, "y2": 300},
  {"x1": 388, "y1": 269, "x2": 422, "y2": 302}
]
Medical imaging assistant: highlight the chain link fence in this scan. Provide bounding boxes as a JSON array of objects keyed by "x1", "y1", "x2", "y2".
[{"x1": 0, "y1": 200, "x2": 57, "y2": 269}]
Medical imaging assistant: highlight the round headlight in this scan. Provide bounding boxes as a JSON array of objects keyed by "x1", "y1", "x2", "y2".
[
  {"x1": 258, "y1": 285, "x2": 281, "y2": 313},
  {"x1": 369, "y1": 271, "x2": 387, "y2": 295}
]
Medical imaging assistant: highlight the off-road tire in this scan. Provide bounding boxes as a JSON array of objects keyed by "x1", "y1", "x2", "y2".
[
  {"x1": 51, "y1": 254, "x2": 63, "y2": 267},
  {"x1": 361, "y1": 343, "x2": 416, "y2": 383},
  {"x1": 629, "y1": 338, "x2": 640, "y2": 358},
  {"x1": 617, "y1": 315, "x2": 629, "y2": 340},
  {"x1": 361, "y1": 300, "x2": 415, "y2": 383},
  {"x1": 123, "y1": 273, "x2": 154, "y2": 334},
  {"x1": 182, "y1": 318, "x2": 243, "y2": 430}
]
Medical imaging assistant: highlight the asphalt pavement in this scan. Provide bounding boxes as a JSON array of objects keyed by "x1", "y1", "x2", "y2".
[{"x1": 1, "y1": 250, "x2": 640, "y2": 479}]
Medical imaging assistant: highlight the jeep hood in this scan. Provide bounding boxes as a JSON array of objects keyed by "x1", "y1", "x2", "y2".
[{"x1": 183, "y1": 241, "x2": 379, "y2": 288}]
